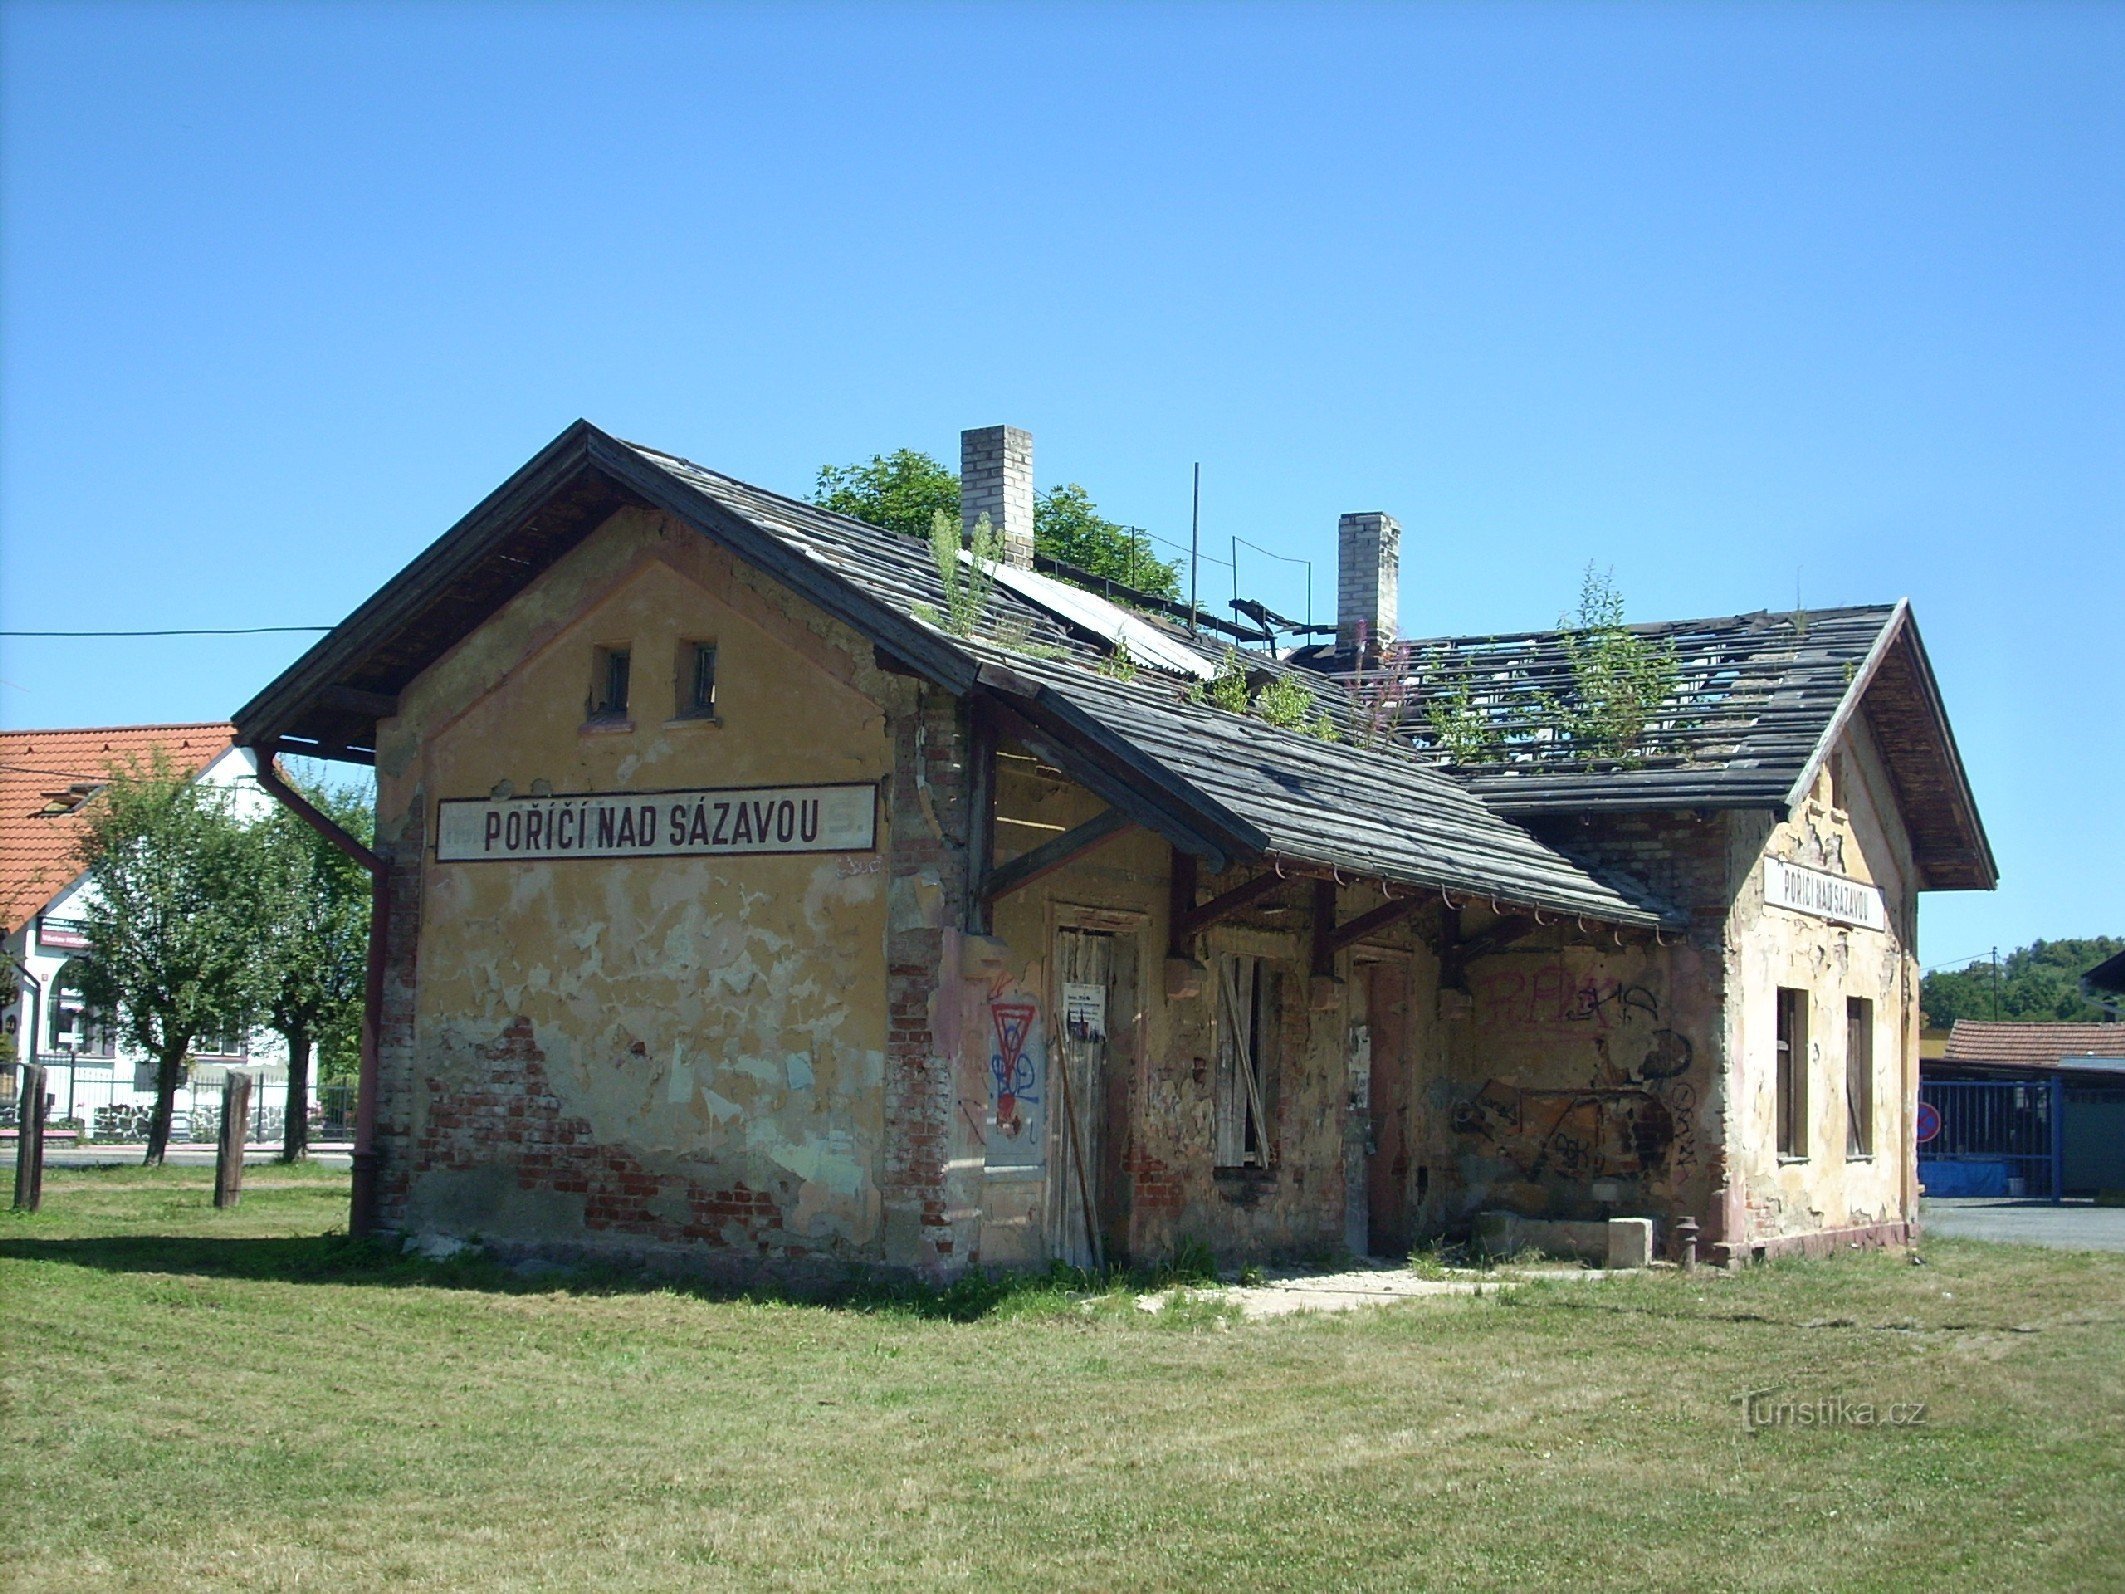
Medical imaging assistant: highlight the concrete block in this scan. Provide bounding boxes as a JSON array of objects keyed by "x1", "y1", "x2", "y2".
[{"x1": 1607, "y1": 1216, "x2": 1655, "y2": 1269}]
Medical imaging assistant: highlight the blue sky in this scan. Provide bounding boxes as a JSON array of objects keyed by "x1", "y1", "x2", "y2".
[{"x1": 2, "y1": 1, "x2": 2117, "y2": 961}]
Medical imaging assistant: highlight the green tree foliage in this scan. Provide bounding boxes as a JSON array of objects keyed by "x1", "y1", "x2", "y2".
[
  {"x1": 1033, "y1": 483, "x2": 1180, "y2": 599},
  {"x1": 812, "y1": 450, "x2": 960, "y2": 541},
  {"x1": 812, "y1": 450, "x2": 1180, "y2": 599},
  {"x1": 1921, "y1": 938, "x2": 2125, "y2": 1027},
  {"x1": 0, "y1": 956, "x2": 16, "y2": 1071},
  {"x1": 74, "y1": 758, "x2": 272, "y2": 1165},
  {"x1": 256, "y1": 784, "x2": 374, "y2": 1161},
  {"x1": 1550, "y1": 564, "x2": 1679, "y2": 766}
]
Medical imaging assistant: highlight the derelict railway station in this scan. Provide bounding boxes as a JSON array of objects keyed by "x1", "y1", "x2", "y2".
[{"x1": 233, "y1": 422, "x2": 1994, "y2": 1279}]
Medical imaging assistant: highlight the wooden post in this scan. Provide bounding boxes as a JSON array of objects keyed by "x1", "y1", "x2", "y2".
[
  {"x1": 12, "y1": 1063, "x2": 48, "y2": 1213},
  {"x1": 214, "y1": 1071, "x2": 252, "y2": 1209}
]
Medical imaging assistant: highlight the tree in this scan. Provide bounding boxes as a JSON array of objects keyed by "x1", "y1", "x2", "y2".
[
  {"x1": 1921, "y1": 937, "x2": 2124, "y2": 1027},
  {"x1": 812, "y1": 450, "x2": 1180, "y2": 599},
  {"x1": 812, "y1": 450, "x2": 960, "y2": 541},
  {"x1": 256, "y1": 785, "x2": 373, "y2": 1162},
  {"x1": 1033, "y1": 483, "x2": 1179, "y2": 600},
  {"x1": 74, "y1": 758, "x2": 271, "y2": 1165}
]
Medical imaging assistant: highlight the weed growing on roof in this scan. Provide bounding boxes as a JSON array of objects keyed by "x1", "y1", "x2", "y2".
[
  {"x1": 1546, "y1": 564, "x2": 1680, "y2": 767},
  {"x1": 1253, "y1": 673, "x2": 1340, "y2": 741},
  {"x1": 1096, "y1": 640, "x2": 1139, "y2": 681},
  {"x1": 914, "y1": 508, "x2": 1001, "y2": 638},
  {"x1": 1187, "y1": 648, "x2": 1337, "y2": 739}
]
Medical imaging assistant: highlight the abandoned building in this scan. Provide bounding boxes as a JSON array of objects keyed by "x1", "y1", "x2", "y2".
[{"x1": 231, "y1": 420, "x2": 1995, "y2": 1275}]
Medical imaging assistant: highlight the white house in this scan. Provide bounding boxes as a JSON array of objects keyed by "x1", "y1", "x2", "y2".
[{"x1": 1, "y1": 723, "x2": 293, "y2": 1141}]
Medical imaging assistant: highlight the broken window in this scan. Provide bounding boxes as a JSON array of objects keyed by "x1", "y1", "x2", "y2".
[
  {"x1": 588, "y1": 646, "x2": 631, "y2": 722},
  {"x1": 1216, "y1": 954, "x2": 1277, "y2": 1169},
  {"x1": 1846, "y1": 996, "x2": 1874, "y2": 1157},
  {"x1": 1776, "y1": 986, "x2": 1809, "y2": 1159},
  {"x1": 677, "y1": 641, "x2": 718, "y2": 719}
]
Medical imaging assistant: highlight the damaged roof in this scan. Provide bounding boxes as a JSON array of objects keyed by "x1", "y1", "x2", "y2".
[
  {"x1": 1314, "y1": 604, "x2": 1995, "y2": 891},
  {"x1": 234, "y1": 421, "x2": 1674, "y2": 929}
]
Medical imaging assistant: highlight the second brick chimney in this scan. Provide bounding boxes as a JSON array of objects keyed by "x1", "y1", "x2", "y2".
[
  {"x1": 1337, "y1": 511, "x2": 1401, "y2": 658},
  {"x1": 961, "y1": 425, "x2": 1035, "y2": 570}
]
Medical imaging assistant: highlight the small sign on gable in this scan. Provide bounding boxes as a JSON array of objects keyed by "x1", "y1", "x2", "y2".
[
  {"x1": 1763, "y1": 857, "x2": 1887, "y2": 932},
  {"x1": 436, "y1": 782, "x2": 877, "y2": 862}
]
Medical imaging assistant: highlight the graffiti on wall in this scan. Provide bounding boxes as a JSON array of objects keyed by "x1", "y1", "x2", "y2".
[
  {"x1": 985, "y1": 974, "x2": 1045, "y2": 1165},
  {"x1": 1454, "y1": 960, "x2": 1700, "y2": 1187}
]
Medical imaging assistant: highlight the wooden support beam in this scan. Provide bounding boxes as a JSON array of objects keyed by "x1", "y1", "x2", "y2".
[
  {"x1": 1177, "y1": 870, "x2": 1293, "y2": 939},
  {"x1": 982, "y1": 808, "x2": 1132, "y2": 904},
  {"x1": 1327, "y1": 893, "x2": 1427, "y2": 954},
  {"x1": 322, "y1": 684, "x2": 399, "y2": 720},
  {"x1": 1310, "y1": 878, "x2": 1338, "y2": 980},
  {"x1": 1167, "y1": 848, "x2": 1198, "y2": 961},
  {"x1": 981, "y1": 698, "x2": 1237, "y2": 876},
  {"x1": 1441, "y1": 909, "x2": 1539, "y2": 990},
  {"x1": 964, "y1": 705, "x2": 998, "y2": 934}
]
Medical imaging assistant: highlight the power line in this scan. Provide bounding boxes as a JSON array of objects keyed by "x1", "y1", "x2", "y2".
[{"x1": 0, "y1": 626, "x2": 333, "y2": 638}]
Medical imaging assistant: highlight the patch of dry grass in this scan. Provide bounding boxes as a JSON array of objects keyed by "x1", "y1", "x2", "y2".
[{"x1": 3, "y1": 1166, "x2": 2120, "y2": 1590}]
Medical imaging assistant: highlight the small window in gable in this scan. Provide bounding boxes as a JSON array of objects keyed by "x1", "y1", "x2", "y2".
[
  {"x1": 588, "y1": 646, "x2": 631, "y2": 723},
  {"x1": 677, "y1": 641, "x2": 718, "y2": 720}
]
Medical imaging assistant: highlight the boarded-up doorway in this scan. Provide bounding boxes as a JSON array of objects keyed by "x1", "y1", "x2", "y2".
[
  {"x1": 1362, "y1": 958, "x2": 1414, "y2": 1258},
  {"x1": 1051, "y1": 926, "x2": 1136, "y2": 1268}
]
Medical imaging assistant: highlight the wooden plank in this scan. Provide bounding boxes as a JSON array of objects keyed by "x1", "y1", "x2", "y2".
[
  {"x1": 12, "y1": 1063, "x2": 46, "y2": 1213},
  {"x1": 1310, "y1": 878, "x2": 1338, "y2": 980},
  {"x1": 965, "y1": 707, "x2": 997, "y2": 933},
  {"x1": 984, "y1": 701, "x2": 1233, "y2": 875},
  {"x1": 1328, "y1": 893, "x2": 1428, "y2": 953},
  {"x1": 1178, "y1": 871, "x2": 1293, "y2": 938},
  {"x1": 322, "y1": 684, "x2": 399, "y2": 719},
  {"x1": 982, "y1": 808, "x2": 1132, "y2": 905},
  {"x1": 1167, "y1": 848, "x2": 1198, "y2": 962},
  {"x1": 214, "y1": 1072, "x2": 252, "y2": 1209}
]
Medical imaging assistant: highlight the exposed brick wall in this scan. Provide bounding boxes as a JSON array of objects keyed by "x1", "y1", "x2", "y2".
[
  {"x1": 878, "y1": 687, "x2": 973, "y2": 1271},
  {"x1": 417, "y1": 1015, "x2": 789, "y2": 1250},
  {"x1": 1525, "y1": 810, "x2": 1731, "y2": 947}
]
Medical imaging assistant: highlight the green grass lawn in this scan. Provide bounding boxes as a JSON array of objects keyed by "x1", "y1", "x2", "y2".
[{"x1": 3, "y1": 1167, "x2": 2120, "y2": 1592}]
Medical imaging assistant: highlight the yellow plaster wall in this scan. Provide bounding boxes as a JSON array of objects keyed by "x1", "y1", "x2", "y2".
[
  {"x1": 1726, "y1": 713, "x2": 1921, "y2": 1240},
  {"x1": 373, "y1": 507, "x2": 906, "y2": 1261}
]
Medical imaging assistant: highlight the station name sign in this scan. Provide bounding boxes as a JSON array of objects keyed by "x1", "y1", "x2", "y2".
[
  {"x1": 436, "y1": 782, "x2": 877, "y2": 863},
  {"x1": 1763, "y1": 857, "x2": 1886, "y2": 932}
]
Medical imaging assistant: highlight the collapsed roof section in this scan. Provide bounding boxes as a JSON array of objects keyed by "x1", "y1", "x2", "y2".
[
  {"x1": 1315, "y1": 605, "x2": 1995, "y2": 891},
  {"x1": 233, "y1": 421, "x2": 1676, "y2": 929}
]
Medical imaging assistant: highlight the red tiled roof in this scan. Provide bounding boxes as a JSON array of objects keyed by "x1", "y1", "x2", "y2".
[
  {"x1": 0, "y1": 724, "x2": 234, "y2": 932},
  {"x1": 1943, "y1": 1020, "x2": 2125, "y2": 1068}
]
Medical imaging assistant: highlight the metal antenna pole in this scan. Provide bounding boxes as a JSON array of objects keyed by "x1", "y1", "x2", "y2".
[{"x1": 1189, "y1": 464, "x2": 1201, "y2": 635}]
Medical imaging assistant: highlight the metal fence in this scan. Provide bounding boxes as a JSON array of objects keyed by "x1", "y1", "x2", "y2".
[
  {"x1": 1918, "y1": 1077, "x2": 2064, "y2": 1201},
  {"x1": 1, "y1": 1058, "x2": 357, "y2": 1147}
]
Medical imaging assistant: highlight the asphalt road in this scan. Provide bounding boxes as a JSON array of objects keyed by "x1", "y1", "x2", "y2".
[{"x1": 1921, "y1": 1197, "x2": 2125, "y2": 1253}]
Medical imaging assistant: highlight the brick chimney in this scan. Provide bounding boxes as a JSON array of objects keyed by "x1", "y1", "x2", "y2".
[
  {"x1": 1336, "y1": 511, "x2": 1400, "y2": 658},
  {"x1": 961, "y1": 425, "x2": 1035, "y2": 570}
]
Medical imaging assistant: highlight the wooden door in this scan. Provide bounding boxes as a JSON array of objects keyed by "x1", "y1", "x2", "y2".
[
  {"x1": 1053, "y1": 928, "x2": 1128, "y2": 1269},
  {"x1": 1363, "y1": 959, "x2": 1414, "y2": 1257}
]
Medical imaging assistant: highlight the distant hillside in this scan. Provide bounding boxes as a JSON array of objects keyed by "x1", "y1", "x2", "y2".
[{"x1": 1922, "y1": 937, "x2": 2124, "y2": 1027}]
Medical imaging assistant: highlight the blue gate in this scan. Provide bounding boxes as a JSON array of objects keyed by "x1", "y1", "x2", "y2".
[{"x1": 1918, "y1": 1077, "x2": 2064, "y2": 1202}]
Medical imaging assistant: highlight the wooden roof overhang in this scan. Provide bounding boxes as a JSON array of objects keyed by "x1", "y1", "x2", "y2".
[{"x1": 232, "y1": 421, "x2": 981, "y2": 762}]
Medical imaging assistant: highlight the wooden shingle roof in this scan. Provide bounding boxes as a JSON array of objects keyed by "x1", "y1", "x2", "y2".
[
  {"x1": 233, "y1": 422, "x2": 1674, "y2": 929},
  {"x1": 1316, "y1": 603, "x2": 1995, "y2": 890}
]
